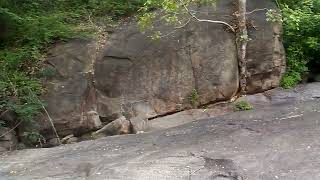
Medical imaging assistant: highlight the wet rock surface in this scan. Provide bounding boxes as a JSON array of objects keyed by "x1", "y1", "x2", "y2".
[{"x1": 0, "y1": 83, "x2": 319, "y2": 180}]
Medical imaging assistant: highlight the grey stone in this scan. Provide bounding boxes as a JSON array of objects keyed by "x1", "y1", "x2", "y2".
[
  {"x1": 66, "y1": 137, "x2": 78, "y2": 144},
  {"x1": 245, "y1": 0, "x2": 286, "y2": 93},
  {"x1": 150, "y1": 82, "x2": 320, "y2": 131},
  {"x1": 46, "y1": 138, "x2": 60, "y2": 147},
  {"x1": 92, "y1": 116, "x2": 131, "y2": 137},
  {"x1": 129, "y1": 115, "x2": 149, "y2": 134},
  {"x1": 61, "y1": 134, "x2": 78, "y2": 144},
  {"x1": 149, "y1": 107, "x2": 233, "y2": 132},
  {"x1": 122, "y1": 101, "x2": 157, "y2": 119},
  {"x1": 94, "y1": 0, "x2": 239, "y2": 120},
  {"x1": 37, "y1": 39, "x2": 101, "y2": 138}
]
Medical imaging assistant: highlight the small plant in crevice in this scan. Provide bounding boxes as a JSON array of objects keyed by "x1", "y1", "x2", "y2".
[
  {"x1": 188, "y1": 89, "x2": 199, "y2": 108},
  {"x1": 239, "y1": 34, "x2": 252, "y2": 42},
  {"x1": 234, "y1": 101, "x2": 253, "y2": 111}
]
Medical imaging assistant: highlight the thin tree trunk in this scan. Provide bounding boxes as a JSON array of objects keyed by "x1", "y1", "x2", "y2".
[{"x1": 237, "y1": 0, "x2": 248, "y2": 94}]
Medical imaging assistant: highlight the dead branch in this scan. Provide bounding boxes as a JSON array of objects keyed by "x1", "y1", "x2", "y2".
[
  {"x1": 246, "y1": 8, "x2": 268, "y2": 15},
  {"x1": 0, "y1": 120, "x2": 23, "y2": 138},
  {"x1": 160, "y1": 18, "x2": 192, "y2": 38},
  {"x1": 178, "y1": 0, "x2": 235, "y2": 32},
  {"x1": 28, "y1": 88, "x2": 61, "y2": 145}
]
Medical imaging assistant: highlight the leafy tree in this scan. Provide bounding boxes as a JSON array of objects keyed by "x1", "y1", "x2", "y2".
[{"x1": 279, "y1": 0, "x2": 320, "y2": 88}]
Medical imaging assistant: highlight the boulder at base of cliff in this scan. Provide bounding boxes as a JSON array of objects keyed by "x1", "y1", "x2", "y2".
[{"x1": 92, "y1": 116, "x2": 131, "y2": 137}]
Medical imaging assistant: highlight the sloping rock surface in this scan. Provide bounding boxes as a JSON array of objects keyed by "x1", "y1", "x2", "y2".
[
  {"x1": 149, "y1": 82, "x2": 320, "y2": 131},
  {"x1": 0, "y1": 83, "x2": 319, "y2": 180}
]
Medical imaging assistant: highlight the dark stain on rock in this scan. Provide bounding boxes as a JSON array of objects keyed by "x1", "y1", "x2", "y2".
[
  {"x1": 76, "y1": 162, "x2": 94, "y2": 177},
  {"x1": 203, "y1": 157, "x2": 243, "y2": 180}
]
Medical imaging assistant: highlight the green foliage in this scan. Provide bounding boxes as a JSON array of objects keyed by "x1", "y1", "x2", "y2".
[
  {"x1": 138, "y1": 0, "x2": 217, "y2": 38},
  {"x1": 0, "y1": 70, "x2": 43, "y2": 129},
  {"x1": 279, "y1": 0, "x2": 320, "y2": 88},
  {"x1": 234, "y1": 101, "x2": 253, "y2": 111},
  {"x1": 239, "y1": 34, "x2": 252, "y2": 42},
  {"x1": 280, "y1": 46, "x2": 308, "y2": 88},
  {"x1": 189, "y1": 89, "x2": 199, "y2": 108},
  {"x1": 22, "y1": 131, "x2": 45, "y2": 145},
  {"x1": 266, "y1": 9, "x2": 283, "y2": 23}
]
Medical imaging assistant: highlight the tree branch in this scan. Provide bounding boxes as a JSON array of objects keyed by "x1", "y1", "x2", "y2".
[
  {"x1": 28, "y1": 88, "x2": 61, "y2": 145},
  {"x1": 178, "y1": 0, "x2": 235, "y2": 32},
  {"x1": 160, "y1": 18, "x2": 192, "y2": 38},
  {"x1": 189, "y1": 10, "x2": 233, "y2": 18},
  {"x1": 246, "y1": 8, "x2": 268, "y2": 15},
  {"x1": 0, "y1": 120, "x2": 23, "y2": 138}
]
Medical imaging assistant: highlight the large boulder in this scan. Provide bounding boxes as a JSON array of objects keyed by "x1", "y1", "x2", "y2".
[
  {"x1": 38, "y1": 39, "x2": 101, "y2": 138},
  {"x1": 245, "y1": 0, "x2": 286, "y2": 93},
  {"x1": 92, "y1": 116, "x2": 131, "y2": 137},
  {"x1": 38, "y1": 0, "x2": 284, "y2": 139},
  {"x1": 94, "y1": 0, "x2": 239, "y2": 120}
]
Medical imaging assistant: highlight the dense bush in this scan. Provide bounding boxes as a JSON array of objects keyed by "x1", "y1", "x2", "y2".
[{"x1": 279, "y1": 0, "x2": 320, "y2": 88}]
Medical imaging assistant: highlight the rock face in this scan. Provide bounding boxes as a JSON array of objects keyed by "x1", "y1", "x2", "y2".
[
  {"x1": 36, "y1": 0, "x2": 285, "y2": 140},
  {"x1": 246, "y1": 0, "x2": 286, "y2": 93},
  {"x1": 95, "y1": 0, "x2": 238, "y2": 119},
  {"x1": 38, "y1": 39, "x2": 101, "y2": 138}
]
